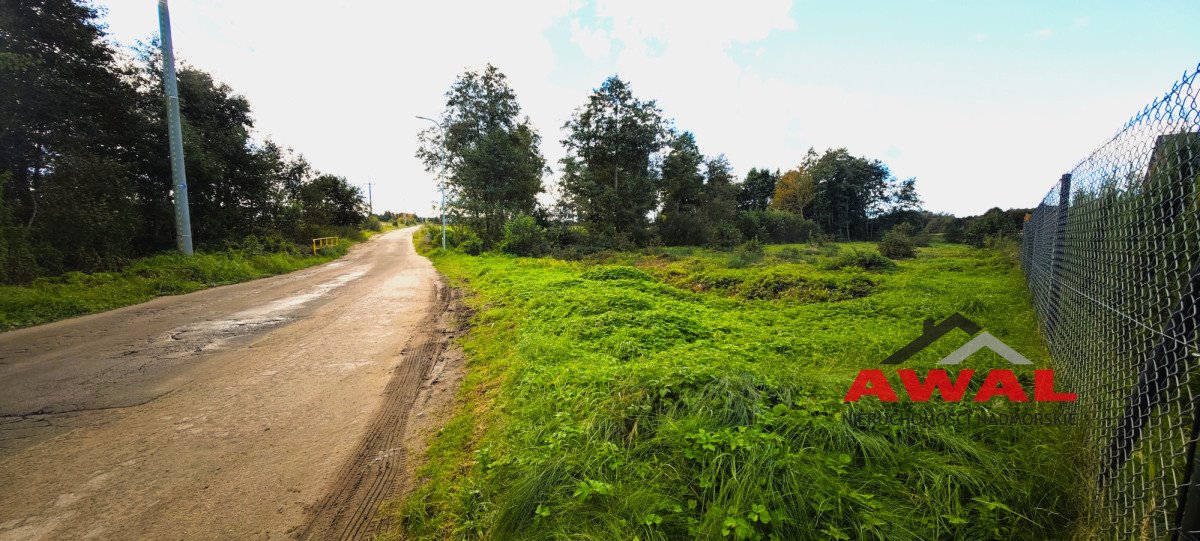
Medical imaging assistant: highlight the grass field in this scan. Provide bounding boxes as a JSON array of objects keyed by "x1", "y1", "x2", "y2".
[
  {"x1": 389, "y1": 233, "x2": 1088, "y2": 540},
  {"x1": 0, "y1": 227, "x2": 389, "y2": 331}
]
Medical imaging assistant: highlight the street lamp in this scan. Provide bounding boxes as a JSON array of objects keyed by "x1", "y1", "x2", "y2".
[{"x1": 416, "y1": 115, "x2": 447, "y2": 251}]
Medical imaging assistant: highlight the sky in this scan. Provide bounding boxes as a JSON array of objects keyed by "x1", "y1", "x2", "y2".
[{"x1": 96, "y1": 0, "x2": 1200, "y2": 217}]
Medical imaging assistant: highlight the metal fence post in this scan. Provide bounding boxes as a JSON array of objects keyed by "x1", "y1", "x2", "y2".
[{"x1": 1045, "y1": 173, "x2": 1071, "y2": 337}]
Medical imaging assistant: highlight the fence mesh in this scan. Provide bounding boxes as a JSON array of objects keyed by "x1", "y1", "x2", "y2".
[{"x1": 1022, "y1": 63, "x2": 1200, "y2": 539}]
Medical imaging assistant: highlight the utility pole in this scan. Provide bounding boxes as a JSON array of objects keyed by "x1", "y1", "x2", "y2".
[
  {"x1": 158, "y1": 0, "x2": 194, "y2": 255},
  {"x1": 366, "y1": 181, "x2": 374, "y2": 215},
  {"x1": 416, "y1": 115, "x2": 447, "y2": 250}
]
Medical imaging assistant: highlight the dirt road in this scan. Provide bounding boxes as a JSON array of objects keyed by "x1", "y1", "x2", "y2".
[{"x1": 0, "y1": 227, "x2": 455, "y2": 540}]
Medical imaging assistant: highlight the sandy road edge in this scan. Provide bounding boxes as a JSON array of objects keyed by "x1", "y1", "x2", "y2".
[{"x1": 293, "y1": 275, "x2": 469, "y2": 541}]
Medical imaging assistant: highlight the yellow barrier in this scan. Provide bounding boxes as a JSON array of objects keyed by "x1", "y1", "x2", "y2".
[{"x1": 311, "y1": 236, "x2": 339, "y2": 255}]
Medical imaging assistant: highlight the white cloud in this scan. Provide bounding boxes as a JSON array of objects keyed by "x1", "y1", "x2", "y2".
[
  {"x1": 1035, "y1": 28, "x2": 1053, "y2": 38},
  {"x1": 569, "y1": 18, "x2": 612, "y2": 61},
  {"x1": 93, "y1": 1, "x2": 1175, "y2": 218}
]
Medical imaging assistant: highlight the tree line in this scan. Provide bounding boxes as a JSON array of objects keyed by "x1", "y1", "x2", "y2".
[
  {"x1": 418, "y1": 65, "x2": 931, "y2": 256},
  {"x1": 0, "y1": 0, "x2": 369, "y2": 283}
]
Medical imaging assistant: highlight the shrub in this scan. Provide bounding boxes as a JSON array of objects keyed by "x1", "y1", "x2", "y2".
[
  {"x1": 708, "y1": 221, "x2": 744, "y2": 250},
  {"x1": 963, "y1": 208, "x2": 1019, "y2": 247},
  {"x1": 729, "y1": 238, "x2": 765, "y2": 268},
  {"x1": 546, "y1": 224, "x2": 587, "y2": 248},
  {"x1": 877, "y1": 230, "x2": 916, "y2": 259},
  {"x1": 739, "y1": 238, "x2": 764, "y2": 256},
  {"x1": 364, "y1": 215, "x2": 383, "y2": 232},
  {"x1": 547, "y1": 226, "x2": 635, "y2": 259},
  {"x1": 735, "y1": 211, "x2": 819, "y2": 244},
  {"x1": 418, "y1": 224, "x2": 482, "y2": 254},
  {"x1": 823, "y1": 248, "x2": 898, "y2": 271},
  {"x1": 943, "y1": 221, "x2": 966, "y2": 244},
  {"x1": 985, "y1": 235, "x2": 1021, "y2": 263},
  {"x1": 776, "y1": 246, "x2": 803, "y2": 261},
  {"x1": 500, "y1": 214, "x2": 548, "y2": 256},
  {"x1": 890, "y1": 222, "x2": 930, "y2": 247},
  {"x1": 657, "y1": 211, "x2": 711, "y2": 246},
  {"x1": 458, "y1": 230, "x2": 484, "y2": 255}
]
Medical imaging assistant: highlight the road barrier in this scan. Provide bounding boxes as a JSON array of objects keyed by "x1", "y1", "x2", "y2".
[
  {"x1": 311, "y1": 236, "x2": 339, "y2": 255},
  {"x1": 1021, "y1": 63, "x2": 1200, "y2": 539}
]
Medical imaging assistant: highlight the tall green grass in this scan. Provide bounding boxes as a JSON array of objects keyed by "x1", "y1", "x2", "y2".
[
  {"x1": 0, "y1": 237, "x2": 358, "y2": 331},
  {"x1": 390, "y1": 238, "x2": 1089, "y2": 540}
]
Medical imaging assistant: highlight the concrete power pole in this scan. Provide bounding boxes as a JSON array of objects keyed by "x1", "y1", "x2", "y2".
[
  {"x1": 366, "y1": 182, "x2": 374, "y2": 215},
  {"x1": 158, "y1": 0, "x2": 194, "y2": 255}
]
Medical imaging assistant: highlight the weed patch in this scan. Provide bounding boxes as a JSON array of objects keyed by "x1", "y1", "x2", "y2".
[{"x1": 387, "y1": 241, "x2": 1087, "y2": 541}]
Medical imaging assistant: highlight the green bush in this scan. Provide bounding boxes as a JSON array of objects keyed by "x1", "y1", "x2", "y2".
[
  {"x1": 728, "y1": 238, "x2": 766, "y2": 268},
  {"x1": 418, "y1": 224, "x2": 482, "y2": 254},
  {"x1": 735, "y1": 210, "x2": 819, "y2": 244},
  {"x1": 500, "y1": 214, "x2": 548, "y2": 256},
  {"x1": 708, "y1": 221, "x2": 744, "y2": 250},
  {"x1": 657, "y1": 211, "x2": 711, "y2": 246},
  {"x1": 775, "y1": 246, "x2": 803, "y2": 262},
  {"x1": 458, "y1": 230, "x2": 483, "y2": 255},
  {"x1": 877, "y1": 230, "x2": 916, "y2": 259},
  {"x1": 943, "y1": 221, "x2": 966, "y2": 243},
  {"x1": 984, "y1": 235, "x2": 1021, "y2": 263},
  {"x1": 890, "y1": 223, "x2": 930, "y2": 247},
  {"x1": 963, "y1": 208, "x2": 1019, "y2": 247},
  {"x1": 547, "y1": 225, "x2": 637, "y2": 259},
  {"x1": 823, "y1": 248, "x2": 898, "y2": 271}
]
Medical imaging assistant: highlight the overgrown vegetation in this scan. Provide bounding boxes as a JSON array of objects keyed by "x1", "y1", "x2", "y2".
[
  {"x1": 389, "y1": 231, "x2": 1086, "y2": 540},
  {"x1": 0, "y1": 227, "x2": 382, "y2": 330},
  {"x1": 877, "y1": 229, "x2": 916, "y2": 259}
]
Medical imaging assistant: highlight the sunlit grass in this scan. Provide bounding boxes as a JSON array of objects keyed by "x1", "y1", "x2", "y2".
[{"x1": 389, "y1": 234, "x2": 1089, "y2": 540}]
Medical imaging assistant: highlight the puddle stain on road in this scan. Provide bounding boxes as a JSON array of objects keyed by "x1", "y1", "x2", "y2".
[{"x1": 145, "y1": 269, "x2": 369, "y2": 359}]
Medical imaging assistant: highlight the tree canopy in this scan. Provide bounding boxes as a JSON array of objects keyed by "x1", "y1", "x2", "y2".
[
  {"x1": 0, "y1": 0, "x2": 366, "y2": 282},
  {"x1": 770, "y1": 168, "x2": 816, "y2": 218},
  {"x1": 416, "y1": 64, "x2": 545, "y2": 247},
  {"x1": 559, "y1": 76, "x2": 667, "y2": 242},
  {"x1": 737, "y1": 168, "x2": 778, "y2": 211},
  {"x1": 657, "y1": 132, "x2": 707, "y2": 245}
]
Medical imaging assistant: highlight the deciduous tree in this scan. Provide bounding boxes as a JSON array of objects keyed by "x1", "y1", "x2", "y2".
[
  {"x1": 657, "y1": 132, "x2": 706, "y2": 245},
  {"x1": 770, "y1": 167, "x2": 816, "y2": 218},
  {"x1": 559, "y1": 76, "x2": 667, "y2": 242},
  {"x1": 737, "y1": 168, "x2": 778, "y2": 211},
  {"x1": 417, "y1": 64, "x2": 545, "y2": 247}
]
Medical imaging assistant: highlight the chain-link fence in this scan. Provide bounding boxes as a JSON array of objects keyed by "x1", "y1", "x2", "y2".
[{"x1": 1022, "y1": 64, "x2": 1200, "y2": 540}]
